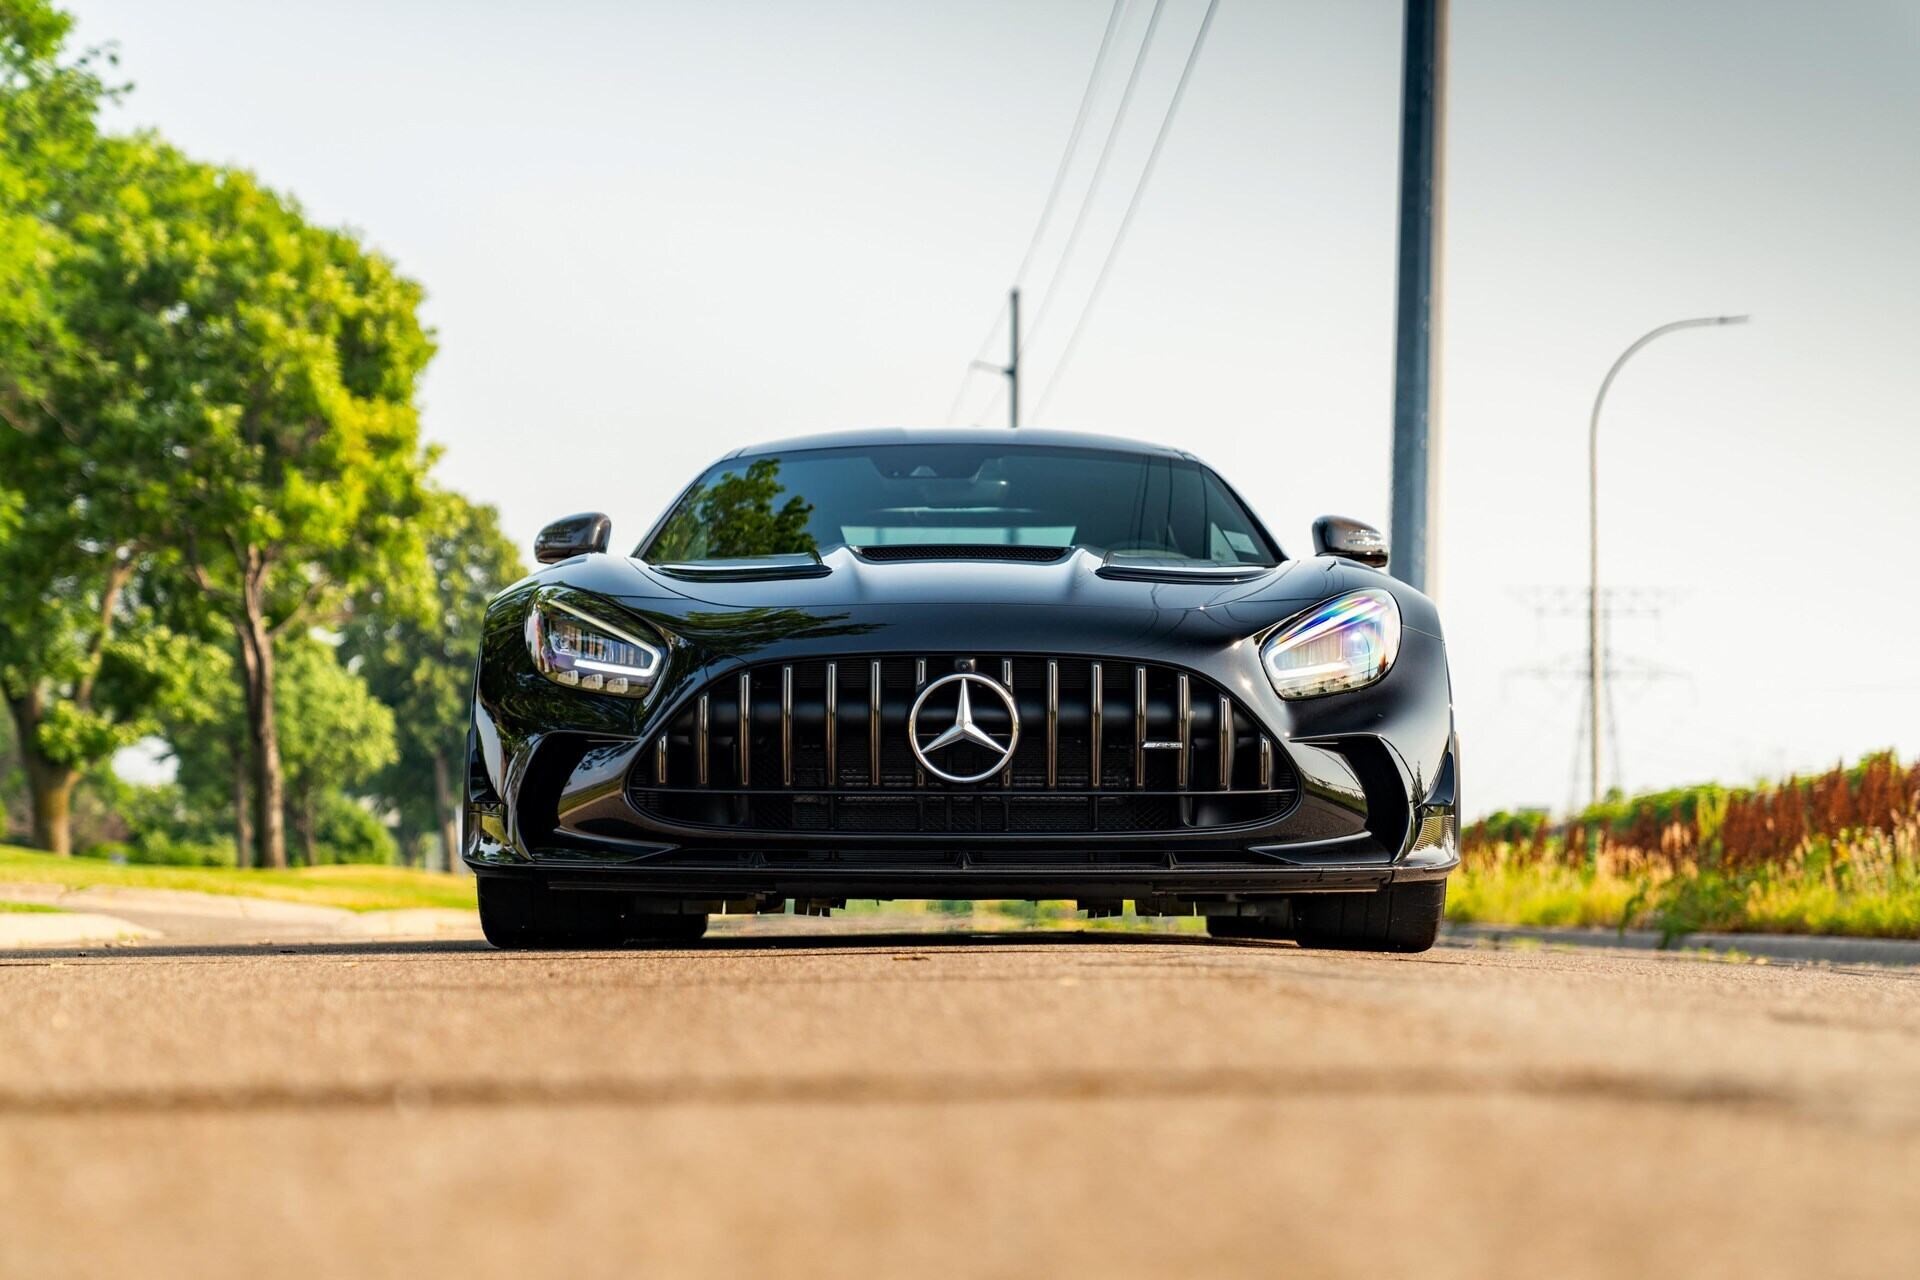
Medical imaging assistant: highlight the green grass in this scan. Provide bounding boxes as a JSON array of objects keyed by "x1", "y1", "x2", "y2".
[
  {"x1": 0, "y1": 845, "x2": 476, "y2": 913},
  {"x1": 1446, "y1": 863, "x2": 1640, "y2": 931},
  {"x1": 0, "y1": 899, "x2": 66, "y2": 913},
  {"x1": 1449, "y1": 836, "x2": 1920, "y2": 940}
]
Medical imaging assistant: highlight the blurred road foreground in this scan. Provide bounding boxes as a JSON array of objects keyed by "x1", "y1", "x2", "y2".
[{"x1": 2, "y1": 909, "x2": 1917, "y2": 1280}]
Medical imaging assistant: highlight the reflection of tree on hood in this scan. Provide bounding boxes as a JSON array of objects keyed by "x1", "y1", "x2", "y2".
[{"x1": 660, "y1": 459, "x2": 816, "y2": 559}]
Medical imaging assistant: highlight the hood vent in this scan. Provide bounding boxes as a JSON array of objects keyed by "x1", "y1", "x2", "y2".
[
  {"x1": 649, "y1": 553, "x2": 831, "y2": 581},
  {"x1": 854, "y1": 544, "x2": 1070, "y2": 563},
  {"x1": 1096, "y1": 553, "x2": 1275, "y2": 584}
]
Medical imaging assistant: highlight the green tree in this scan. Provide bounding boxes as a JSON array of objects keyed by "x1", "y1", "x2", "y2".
[
  {"x1": 150, "y1": 637, "x2": 251, "y2": 860},
  {"x1": 55, "y1": 142, "x2": 437, "y2": 868},
  {"x1": 274, "y1": 636, "x2": 395, "y2": 866},
  {"x1": 0, "y1": 0, "x2": 116, "y2": 432},
  {"x1": 342, "y1": 488, "x2": 524, "y2": 871},
  {"x1": 0, "y1": 0, "x2": 149, "y2": 855}
]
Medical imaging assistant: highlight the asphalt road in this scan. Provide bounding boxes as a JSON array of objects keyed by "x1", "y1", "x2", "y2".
[{"x1": 3, "y1": 922, "x2": 1917, "y2": 1280}]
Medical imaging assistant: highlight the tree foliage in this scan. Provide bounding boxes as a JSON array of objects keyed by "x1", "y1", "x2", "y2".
[
  {"x1": 1, "y1": 1, "x2": 491, "y2": 870},
  {"x1": 274, "y1": 637, "x2": 396, "y2": 866},
  {"x1": 342, "y1": 488, "x2": 523, "y2": 868},
  {"x1": 0, "y1": 3, "x2": 158, "y2": 854}
]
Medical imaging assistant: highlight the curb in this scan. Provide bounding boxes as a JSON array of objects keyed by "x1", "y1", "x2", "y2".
[{"x1": 1445, "y1": 923, "x2": 1920, "y2": 968}]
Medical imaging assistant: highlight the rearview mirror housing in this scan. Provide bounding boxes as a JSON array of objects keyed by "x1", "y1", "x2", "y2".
[
  {"x1": 1311, "y1": 515, "x2": 1389, "y2": 570},
  {"x1": 534, "y1": 512, "x2": 613, "y2": 564}
]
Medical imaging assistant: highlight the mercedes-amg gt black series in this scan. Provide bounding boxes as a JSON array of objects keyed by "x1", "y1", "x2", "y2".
[{"x1": 466, "y1": 429, "x2": 1458, "y2": 951}]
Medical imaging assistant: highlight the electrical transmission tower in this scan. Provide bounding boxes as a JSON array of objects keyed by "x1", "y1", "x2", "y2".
[{"x1": 1509, "y1": 586, "x2": 1687, "y2": 811}]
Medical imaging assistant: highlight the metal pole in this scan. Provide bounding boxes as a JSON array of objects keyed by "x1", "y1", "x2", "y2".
[
  {"x1": 1587, "y1": 314, "x2": 1748, "y2": 807},
  {"x1": 1008, "y1": 287, "x2": 1020, "y2": 429},
  {"x1": 1388, "y1": 0, "x2": 1447, "y2": 595}
]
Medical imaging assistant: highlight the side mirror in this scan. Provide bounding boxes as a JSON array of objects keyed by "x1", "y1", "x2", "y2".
[
  {"x1": 534, "y1": 512, "x2": 613, "y2": 564},
  {"x1": 1311, "y1": 515, "x2": 1389, "y2": 570}
]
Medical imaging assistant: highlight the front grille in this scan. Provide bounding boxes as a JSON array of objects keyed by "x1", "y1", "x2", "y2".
[
  {"x1": 628, "y1": 655, "x2": 1297, "y2": 835},
  {"x1": 853, "y1": 544, "x2": 1070, "y2": 563}
]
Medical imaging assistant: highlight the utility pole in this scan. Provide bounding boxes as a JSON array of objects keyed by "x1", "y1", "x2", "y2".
[
  {"x1": 1008, "y1": 287, "x2": 1020, "y2": 428},
  {"x1": 1388, "y1": 0, "x2": 1447, "y2": 595},
  {"x1": 970, "y1": 287, "x2": 1020, "y2": 428},
  {"x1": 1586, "y1": 314, "x2": 1747, "y2": 807}
]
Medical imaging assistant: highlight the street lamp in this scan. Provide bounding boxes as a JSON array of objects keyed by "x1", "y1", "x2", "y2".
[{"x1": 1587, "y1": 314, "x2": 1749, "y2": 809}]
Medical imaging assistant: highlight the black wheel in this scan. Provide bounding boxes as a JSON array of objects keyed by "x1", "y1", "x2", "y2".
[
  {"x1": 477, "y1": 878, "x2": 708, "y2": 949},
  {"x1": 1205, "y1": 916, "x2": 1283, "y2": 940},
  {"x1": 1293, "y1": 879, "x2": 1447, "y2": 953}
]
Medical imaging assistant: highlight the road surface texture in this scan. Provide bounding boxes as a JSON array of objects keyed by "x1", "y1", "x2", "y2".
[{"x1": 3, "y1": 921, "x2": 1917, "y2": 1279}]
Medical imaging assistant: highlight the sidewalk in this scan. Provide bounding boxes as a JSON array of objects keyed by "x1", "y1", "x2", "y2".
[{"x1": 0, "y1": 882, "x2": 481, "y2": 948}]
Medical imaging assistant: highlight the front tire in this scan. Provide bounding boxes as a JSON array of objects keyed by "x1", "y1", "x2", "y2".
[
  {"x1": 1292, "y1": 879, "x2": 1447, "y2": 953},
  {"x1": 478, "y1": 878, "x2": 709, "y2": 949}
]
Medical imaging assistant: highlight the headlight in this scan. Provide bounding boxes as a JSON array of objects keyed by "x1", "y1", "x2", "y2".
[
  {"x1": 1261, "y1": 589, "x2": 1401, "y2": 699},
  {"x1": 524, "y1": 596, "x2": 663, "y2": 698}
]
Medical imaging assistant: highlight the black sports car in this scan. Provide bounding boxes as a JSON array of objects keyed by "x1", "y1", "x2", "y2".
[{"x1": 466, "y1": 429, "x2": 1458, "y2": 951}]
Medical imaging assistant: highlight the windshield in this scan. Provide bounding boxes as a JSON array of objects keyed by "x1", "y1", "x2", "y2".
[{"x1": 642, "y1": 444, "x2": 1278, "y2": 565}]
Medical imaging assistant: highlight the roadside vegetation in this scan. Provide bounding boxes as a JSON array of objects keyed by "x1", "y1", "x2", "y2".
[
  {"x1": 0, "y1": 1, "x2": 523, "y2": 871},
  {"x1": 1450, "y1": 752, "x2": 1920, "y2": 940},
  {"x1": 0, "y1": 844, "x2": 476, "y2": 912}
]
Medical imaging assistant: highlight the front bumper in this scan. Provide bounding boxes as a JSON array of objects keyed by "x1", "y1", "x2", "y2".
[
  {"x1": 465, "y1": 730, "x2": 1460, "y2": 907},
  {"x1": 466, "y1": 586, "x2": 1459, "y2": 909}
]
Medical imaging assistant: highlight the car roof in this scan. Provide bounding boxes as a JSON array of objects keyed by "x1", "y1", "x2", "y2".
[{"x1": 722, "y1": 426, "x2": 1193, "y2": 461}]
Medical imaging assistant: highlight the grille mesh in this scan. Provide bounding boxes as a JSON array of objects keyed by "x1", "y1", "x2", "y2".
[{"x1": 629, "y1": 655, "x2": 1296, "y2": 836}]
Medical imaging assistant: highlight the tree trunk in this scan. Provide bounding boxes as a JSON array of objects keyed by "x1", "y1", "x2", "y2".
[
  {"x1": 297, "y1": 786, "x2": 317, "y2": 867},
  {"x1": 230, "y1": 743, "x2": 254, "y2": 869},
  {"x1": 6, "y1": 691, "x2": 77, "y2": 857},
  {"x1": 23, "y1": 755, "x2": 77, "y2": 857},
  {"x1": 2, "y1": 557, "x2": 131, "y2": 859},
  {"x1": 431, "y1": 750, "x2": 461, "y2": 874},
  {"x1": 234, "y1": 593, "x2": 287, "y2": 870}
]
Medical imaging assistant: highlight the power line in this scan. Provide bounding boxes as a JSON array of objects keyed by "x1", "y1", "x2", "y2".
[
  {"x1": 1030, "y1": 0, "x2": 1221, "y2": 419},
  {"x1": 1013, "y1": 0, "x2": 1169, "y2": 362},
  {"x1": 1012, "y1": 0, "x2": 1133, "y2": 288},
  {"x1": 944, "y1": 0, "x2": 1136, "y2": 426}
]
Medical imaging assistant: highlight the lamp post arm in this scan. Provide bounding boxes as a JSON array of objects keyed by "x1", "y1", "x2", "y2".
[{"x1": 1586, "y1": 314, "x2": 1748, "y2": 809}]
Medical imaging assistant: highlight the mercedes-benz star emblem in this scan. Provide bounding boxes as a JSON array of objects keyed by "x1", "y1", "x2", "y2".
[{"x1": 908, "y1": 672, "x2": 1021, "y2": 784}]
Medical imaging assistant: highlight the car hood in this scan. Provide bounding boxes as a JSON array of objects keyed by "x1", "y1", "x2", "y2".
[
  {"x1": 571, "y1": 547, "x2": 1342, "y2": 609},
  {"x1": 524, "y1": 547, "x2": 1408, "y2": 654}
]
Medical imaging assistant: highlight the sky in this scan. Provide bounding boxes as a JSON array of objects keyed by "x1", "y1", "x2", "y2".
[{"x1": 67, "y1": 0, "x2": 1920, "y2": 816}]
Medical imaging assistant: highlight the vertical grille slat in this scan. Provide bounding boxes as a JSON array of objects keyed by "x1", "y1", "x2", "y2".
[
  {"x1": 1045, "y1": 659, "x2": 1059, "y2": 789},
  {"x1": 825, "y1": 662, "x2": 838, "y2": 784},
  {"x1": 868, "y1": 659, "x2": 882, "y2": 787},
  {"x1": 1176, "y1": 673, "x2": 1191, "y2": 790},
  {"x1": 1219, "y1": 695, "x2": 1234, "y2": 790},
  {"x1": 737, "y1": 673, "x2": 751, "y2": 786},
  {"x1": 913, "y1": 659, "x2": 927, "y2": 787},
  {"x1": 1001, "y1": 660, "x2": 1015, "y2": 790},
  {"x1": 1133, "y1": 666, "x2": 1148, "y2": 789},
  {"x1": 633, "y1": 654, "x2": 1298, "y2": 835},
  {"x1": 780, "y1": 665, "x2": 794, "y2": 787},
  {"x1": 696, "y1": 694, "x2": 710, "y2": 786},
  {"x1": 1089, "y1": 661, "x2": 1104, "y2": 790}
]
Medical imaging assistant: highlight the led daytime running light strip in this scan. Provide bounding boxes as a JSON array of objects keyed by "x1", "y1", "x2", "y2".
[{"x1": 543, "y1": 597, "x2": 660, "y2": 676}]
